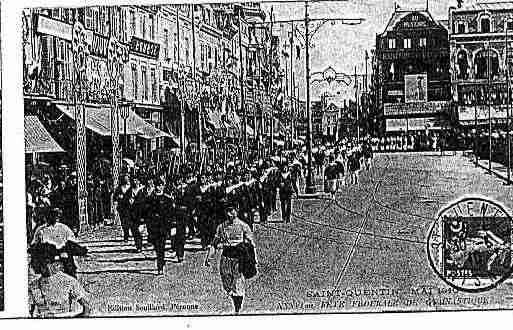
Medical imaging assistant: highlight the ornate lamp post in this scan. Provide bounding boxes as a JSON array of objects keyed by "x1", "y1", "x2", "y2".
[
  {"x1": 71, "y1": 22, "x2": 90, "y2": 230},
  {"x1": 107, "y1": 36, "x2": 124, "y2": 224}
]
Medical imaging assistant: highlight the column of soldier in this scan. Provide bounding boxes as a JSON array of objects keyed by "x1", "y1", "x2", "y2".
[{"x1": 113, "y1": 153, "x2": 301, "y2": 275}]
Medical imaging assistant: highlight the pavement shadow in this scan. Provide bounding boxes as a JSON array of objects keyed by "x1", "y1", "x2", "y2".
[
  {"x1": 77, "y1": 268, "x2": 158, "y2": 276},
  {"x1": 92, "y1": 256, "x2": 157, "y2": 263}
]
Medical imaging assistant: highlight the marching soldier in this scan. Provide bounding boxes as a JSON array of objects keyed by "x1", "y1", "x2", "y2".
[
  {"x1": 145, "y1": 178, "x2": 173, "y2": 275},
  {"x1": 173, "y1": 178, "x2": 188, "y2": 263},
  {"x1": 278, "y1": 165, "x2": 295, "y2": 223},
  {"x1": 127, "y1": 177, "x2": 145, "y2": 252},
  {"x1": 114, "y1": 174, "x2": 132, "y2": 242}
]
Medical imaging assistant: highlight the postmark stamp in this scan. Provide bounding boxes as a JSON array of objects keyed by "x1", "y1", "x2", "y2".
[{"x1": 427, "y1": 196, "x2": 513, "y2": 293}]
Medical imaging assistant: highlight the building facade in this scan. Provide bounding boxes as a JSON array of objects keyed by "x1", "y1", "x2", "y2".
[
  {"x1": 23, "y1": 4, "x2": 280, "y2": 160},
  {"x1": 449, "y1": 2, "x2": 513, "y2": 128},
  {"x1": 375, "y1": 7, "x2": 451, "y2": 134}
]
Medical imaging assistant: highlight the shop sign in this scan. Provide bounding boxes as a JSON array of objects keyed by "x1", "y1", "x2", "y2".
[
  {"x1": 130, "y1": 37, "x2": 160, "y2": 59},
  {"x1": 397, "y1": 13, "x2": 429, "y2": 29},
  {"x1": 37, "y1": 15, "x2": 72, "y2": 41},
  {"x1": 386, "y1": 117, "x2": 440, "y2": 132},
  {"x1": 384, "y1": 101, "x2": 449, "y2": 116},
  {"x1": 458, "y1": 105, "x2": 508, "y2": 121}
]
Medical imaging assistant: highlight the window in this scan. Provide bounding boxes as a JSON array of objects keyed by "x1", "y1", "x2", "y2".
[
  {"x1": 457, "y1": 22, "x2": 466, "y2": 34},
  {"x1": 388, "y1": 38, "x2": 396, "y2": 49},
  {"x1": 56, "y1": 40, "x2": 65, "y2": 62},
  {"x1": 141, "y1": 15, "x2": 146, "y2": 38},
  {"x1": 173, "y1": 33, "x2": 178, "y2": 63},
  {"x1": 132, "y1": 64, "x2": 138, "y2": 100},
  {"x1": 62, "y1": 9, "x2": 70, "y2": 23},
  {"x1": 130, "y1": 10, "x2": 136, "y2": 36},
  {"x1": 163, "y1": 29, "x2": 169, "y2": 59},
  {"x1": 85, "y1": 8, "x2": 93, "y2": 29},
  {"x1": 52, "y1": 8, "x2": 60, "y2": 19},
  {"x1": 419, "y1": 37, "x2": 427, "y2": 48},
  {"x1": 185, "y1": 37, "x2": 190, "y2": 66},
  {"x1": 142, "y1": 66, "x2": 148, "y2": 100},
  {"x1": 457, "y1": 50, "x2": 469, "y2": 80},
  {"x1": 149, "y1": 14, "x2": 155, "y2": 40},
  {"x1": 99, "y1": 8, "x2": 106, "y2": 35},
  {"x1": 507, "y1": 20, "x2": 513, "y2": 31},
  {"x1": 481, "y1": 17, "x2": 491, "y2": 33},
  {"x1": 121, "y1": 9, "x2": 127, "y2": 42},
  {"x1": 93, "y1": 8, "x2": 99, "y2": 32},
  {"x1": 475, "y1": 49, "x2": 499, "y2": 79},
  {"x1": 403, "y1": 38, "x2": 412, "y2": 49},
  {"x1": 151, "y1": 68, "x2": 157, "y2": 102}
]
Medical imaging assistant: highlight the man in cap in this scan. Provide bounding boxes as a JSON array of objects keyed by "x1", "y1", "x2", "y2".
[
  {"x1": 62, "y1": 172, "x2": 79, "y2": 234},
  {"x1": 278, "y1": 165, "x2": 295, "y2": 223},
  {"x1": 145, "y1": 178, "x2": 173, "y2": 274},
  {"x1": 114, "y1": 174, "x2": 132, "y2": 242}
]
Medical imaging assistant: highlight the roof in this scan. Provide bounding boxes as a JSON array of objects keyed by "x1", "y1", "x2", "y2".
[
  {"x1": 438, "y1": 19, "x2": 449, "y2": 30},
  {"x1": 455, "y1": 1, "x2": 513, "y2": 12},
  {"x1": 381, "y1": 8, "x2": 443, "y2": 34},
  {"x1": 25, "y1": 116, "x2": 64, "y2": 153}
]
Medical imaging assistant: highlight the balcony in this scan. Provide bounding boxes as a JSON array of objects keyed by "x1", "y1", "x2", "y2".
[{"x1": 24, "y1": 75, "x2": 113, "y2": 105}]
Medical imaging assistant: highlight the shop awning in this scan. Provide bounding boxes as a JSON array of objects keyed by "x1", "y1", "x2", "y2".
[
  {"x1": 25, "y1": 116, "x2": 65, "y2": 153},
  {"x1": 55, "y1": 103, "x2": 177, "y2": 144}
]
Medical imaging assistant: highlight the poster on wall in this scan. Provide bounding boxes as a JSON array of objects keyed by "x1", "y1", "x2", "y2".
[{"x1": 405, "y1": 73, "x2": 428, "y2": 103}]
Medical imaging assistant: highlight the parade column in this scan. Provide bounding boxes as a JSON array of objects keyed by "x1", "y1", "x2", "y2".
[{"x1": 72, "y1": 22, "x2": 90, "y2": 230}]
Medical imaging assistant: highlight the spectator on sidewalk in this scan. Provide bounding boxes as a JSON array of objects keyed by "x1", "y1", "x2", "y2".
[{"x1": 29, "y1": 242, "x2": 91, "y2": 318}]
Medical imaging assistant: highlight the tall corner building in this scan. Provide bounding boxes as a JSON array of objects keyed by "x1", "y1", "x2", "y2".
[{"x1": 375, "y1": 6, "x2": 451, "y2": 135}]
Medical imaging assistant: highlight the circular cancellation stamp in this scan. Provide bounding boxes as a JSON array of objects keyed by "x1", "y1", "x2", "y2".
[{"x1": 427, "y1": 196, "x2": 513, "y2": 293}]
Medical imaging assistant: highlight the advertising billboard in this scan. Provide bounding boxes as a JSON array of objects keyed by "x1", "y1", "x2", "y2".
[{"x1": 405, "y1": 73, "x2": 428, "y2": 103}]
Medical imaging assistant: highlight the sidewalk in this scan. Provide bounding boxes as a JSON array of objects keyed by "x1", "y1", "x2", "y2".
[{"x1": 464, "y1": 154, "x2": 513, "y2": 184}]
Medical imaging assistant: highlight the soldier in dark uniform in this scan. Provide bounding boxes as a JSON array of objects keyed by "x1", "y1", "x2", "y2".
[
  {"x1": 183, "y1": 175, "x2": 201, "y2": 239},
  {"x1": 145, "y1": 178, "x2": 173, "y2": 275},
  {"x1": 127, "y1": 176, "x2": 145, "y2": 252},
  {"x1": 278, "y1": 165, "x2": 295, "y2": 223},
  {"x1": 62, "y1": 173, "x2": 79, "y2": 235},
  {"x1": 198, "y1": 184, "x2": 216, "y2": 250},
  {"x1": 254, "y1": 169, "x2": 267, "y2": 224},
  {"x1": 261, "y1": 168, "x2": 274, "y2": 222},
  {"x1": 269, "y1": 169, "x2": 278, "y2": 213},
  {"x1": 173, "y1": 179, "x2": 188, "y2": 263},
  {"x1": 114, "y1": 174, "x2": 132, "y2": 242},
  {"x1": 237, "y1": 175, "x2": 254, "y2": 230}
]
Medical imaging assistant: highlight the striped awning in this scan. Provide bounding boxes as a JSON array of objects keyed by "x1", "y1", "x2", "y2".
[
  {"x1": 55, "y1": 103, "x2": 177, "y2": 144},
  {"x1": 25, "y1": 116, "x2": 65, "y2": 153}
]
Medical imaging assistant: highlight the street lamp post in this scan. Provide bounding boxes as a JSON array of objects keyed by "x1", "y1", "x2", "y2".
[
  {"x1": 107, "y1": 36, "x2": 124, "y2": 225},
  {"x1": 304, "y1": 1, "x2": 315, "y2": 194},
  {"x1": 237, "y1": 5, "x2": 248, "y2": 166},
  {"x1": 488, "y1": 43, "x2": 492, "y2": 174},
  {"x1": 506, "y1": 21, "x2": 511, "y2": 184},
  {"x1": 120, "y1": 101, "x2": 130, "y2": 155},
  {"x1": 72, "y1": 22, "x2": 90, "y2": 230}
]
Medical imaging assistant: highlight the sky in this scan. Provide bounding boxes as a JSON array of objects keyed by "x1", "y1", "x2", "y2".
[{"x1": 260, "y1": 0, "x2": 468, "y2": 101}]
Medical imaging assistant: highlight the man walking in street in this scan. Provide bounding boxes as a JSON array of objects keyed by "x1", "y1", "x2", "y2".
[
  {"x1": 114, "y1": 174, "x2": 132, "y2": 242},
  {"x1": 145, "y1": 178, "x2": 173, "y2": 275},
  {"x1": 128, "y1": 176, "x2": 145, "y2": 252},
  {"x1": 278, "y1": 165, "x2": 295, "y2": 223}
]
